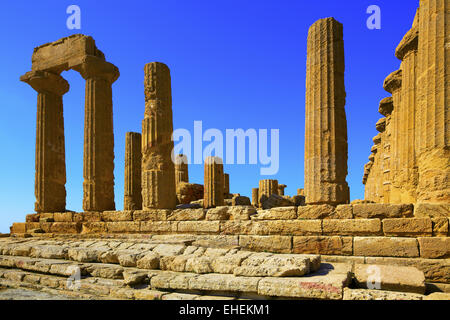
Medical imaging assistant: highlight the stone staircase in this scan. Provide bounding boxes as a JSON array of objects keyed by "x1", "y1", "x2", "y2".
[{"x1": 0, "y1": 236, "x2": 446, "y2": 300}]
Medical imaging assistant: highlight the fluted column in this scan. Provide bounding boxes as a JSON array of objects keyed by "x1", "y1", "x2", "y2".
[
  {"x1": 76, "y1": 57, "x2": 119, "y2": 211},
  {"x1": 252, "y1": 188, "x2": 259, "y2": 207},
  {"x1": 258, "y1": 179, "x2": 278, "y2": 206},
  {"x1": 304, "y1": 17, "x2": 349, "y2": 205},
  {"x1": 124, "y1": 132, "x2": 142, "y2": 210},
  {"x1": 20, "y1": 71, "x2": 69, "y2": 213},
  {"x1": 383, "y1": 70, "x2": 403, "y2": 203},
  {"x1": 395, "y1": 17, "x2": 420, "y2": 203},
  {"x1": 416, "y1": 0, "x2": 449, "y2": 203},
  {"x1": 278, "y1": 184, "x2": 287, "y2": 196},
  {"x1": 378, "y1": 97, "x2": 394, "y2": 203},
  {"x1": 203, "y1": 156, "x2": 224, "y2": 208},
  {"x1": 223, "y1": 173, "x2": 230, "y2": 196},
  {"x1": 175, "y1": 154, "x2": 189, "y2": 188},
  {"x1": 141, "y1": 62, "x2": 176, "y2": 209}
]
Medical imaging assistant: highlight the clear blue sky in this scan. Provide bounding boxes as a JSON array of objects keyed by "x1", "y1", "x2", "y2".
[{"x1": 0, "y1": 0, "x2": 419, "y2": 232}]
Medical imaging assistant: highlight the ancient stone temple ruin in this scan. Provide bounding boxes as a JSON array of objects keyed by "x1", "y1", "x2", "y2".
[
  {"x1": 1, "y1": 1, "x2": 448, "y2": 301},
  {"x1": 363, "y1": 2, "x2": 449, "y2": 205},
  {"x1": 20, "y1": 34, "x2": 119, "y2": 213}
]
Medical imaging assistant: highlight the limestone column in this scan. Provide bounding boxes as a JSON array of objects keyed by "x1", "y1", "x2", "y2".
[
  {"x1": 252, "y1": 188, "x2": 259, "y2": 206},
  {"x1": 278, "y1": 184, "x2": 287, "y2": 196},
  {"x1": 383, "y1": 70, "x2": 403, "y2": 203},
  {"x1": 416, "y1": 0, "x2": 449, "y2": 203},
  {"x1": 124, "y1": 132, "x2": 142, "y2": 210},
  {"x1": 175, "y1": 154, "x2": 189, "y2": 187},
  {"x1": 304, "y1": 17, "x2": 349, "y2": 205},
  {"x1": 76, "y1": 57, "x2": 119, "y2": 212},
  {"x1": 395, "y1": 16, "x2": 419, "y2": 203},
  {"x1": 223, "y1": 173, "x2": 230, "y2": 195},
  {"x1": 141, "y1": 62, "x2": 177, "y2": 209},
  {"x1": 203, "y1": 156, "x2": 224, "y2": 208},
  {"x1": 378, "y1": 97, "x2": 394, "y2": 203},
  {"x1": 258, "y1": 179, "x2": 278, "y2": 205},
  {"x1": 20, "y1": 71, "x2": 68, "y2": 213}
]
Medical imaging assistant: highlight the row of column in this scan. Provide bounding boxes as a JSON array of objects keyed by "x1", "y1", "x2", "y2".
[
  {"x1": 21, "y1": 57, "x2": 119, "y2": 213},
  {"x1": 364, "y1": 0, "x2": 449, "y2": 204}
]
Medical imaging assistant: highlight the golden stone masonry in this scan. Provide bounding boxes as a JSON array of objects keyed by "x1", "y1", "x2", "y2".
[{"x1": 3, "y1": 1, "x2": 449, "y2": 301}]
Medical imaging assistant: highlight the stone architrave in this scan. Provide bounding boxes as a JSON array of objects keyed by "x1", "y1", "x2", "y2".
[
  {"x1": 203, "y1": 156, "x2": 224, "y2": 208},
  {"x1": 141, "y1": 62, "x2": 177, "y2": 209},
  {"x1": 20, "y1": 71, "x2": 69, "y2": 213},
  {"x1": 124, "y1": 132, "x2": 142, "y2": 210},
  {"x1": 304, "y1": 17, "x2": 350, "y2": 205}
]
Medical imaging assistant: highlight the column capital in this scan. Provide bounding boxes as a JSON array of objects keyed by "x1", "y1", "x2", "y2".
[
  {"x1": 378, "y1": 97, "x2": 394, "y2": 116},
  {"x1": 395, "y1": 27, "x2": 419, "y2": 60},
  {"x1": 20, "y1": 71, "x2": 69, "y2": 95},
  {"x1": 74, "y1": 55, "x2": 119, "y2": 84},
  {"x1": 383, "y1": 69, "x2": 403, "y2": 94}
]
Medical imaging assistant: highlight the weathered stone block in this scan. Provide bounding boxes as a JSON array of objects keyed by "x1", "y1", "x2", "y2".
[
  {"x1": 330, "y1": 205, "x2": 353, "y2": 219},
  {"x1": 432, "y1": 218, "x2": 449, "y2": 236},
  {"x1": 10, "y1": 223, "x2": 26, "y2": 234},
  {"x1": 414, "y1": 203, "x2": 450, "y2": 218},
  {"x1": 297, "y1": 204, "x2": 335, "y2": 219},
  {"x1": 73, "y1": 212, "x2": 102, "y2": 222},
  {"x1": 101, "y1": 211, "x2": 133, "y2": 222},
  {"x1": 219, "y1": 221, "x2": 262, "y2": 235},
  {"x1": 239, "y1": 235, "x2": 292, "y2": 253},
  {"x1": 140, "y1": 221, "x2": 177, "y2": 233},
  {"x1": 253, "y1": 207, "x2": 297, "y2": 220},
  {"x1": 50, "y1": 222, "x2": 81, "y2": 234},
  {"x1": 133, "y1": 209, "x2": 170, "y2": 221},
  {"x1": 25, "y1": 214, "x2": 40, "y2": 222},
  {"x1": 229, "y1": 206, "x2": 257, "y2": 220},
  {"x1": 177, "y1": 221, "x2": 220, "y2": 233},
  {"x1": 53, "y1": 212, "x2": 73, "y2": 222},
  {"x1": 354, "y1": 264, "x2": 425, "y2": 294},
  {"x1": 323, "y1": 219, "x2": 381, "y2": 236},
  {"x1": 205, "y1": 207, "x2": 230, "y2": 220},
  {"x1": 354, "y1": 237, "x2": 419, "y2": 257},
  {"x1": 292, "y1": 236, "x2": 353, "y2": 255},
  {"x1": 167, "y1": 208, "x2": 205, "y2": 221},
  {"x1": 418, "y1": 237, "x2": 450, "y2": 259},
  {"x1": 353, "y1": 204, "x2": 413, "y2": 219},
  {"x1": 257, "y1": 264, "x2": 349, "y2": 299},
  {"x1": 106, "y1": 222, "x2": 140, "y2": 233},
  {"x1": 264, "y1": 220, "x2": 322, "y2": 236},
  {"x1": 81, "y1": 222, "x2": 107, "y2": 234},
  {"x1": 343, "y1": 288, "x2": 424, "y2": 300},
  {"x1": 364, "y1": 256, "x2": 450, "y2": 284},
  {"x1": 383, "y1": 218, "x2": 432, "y2": 236},
  {"x1": 232, "y1": 196, "x2": 251, "y2": 206}
]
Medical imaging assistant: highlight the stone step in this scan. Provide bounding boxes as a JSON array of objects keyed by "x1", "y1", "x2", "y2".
[
  {"x1": 0, "y1": 238, "x2": 321, "y2": 278},
  {"x1": 343, "y1": 288, "x2": 425, "y2": 300},
  {"x1": 0, "y1": 260, "x2": 352, "y2": 300},
  {"x1": 353, "y1": 264, "x2": 426, "y2": 294}
]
